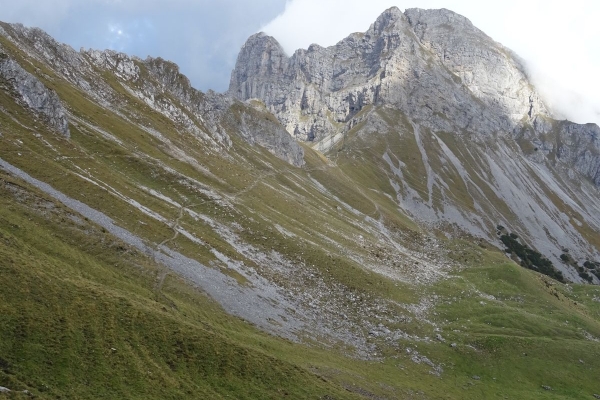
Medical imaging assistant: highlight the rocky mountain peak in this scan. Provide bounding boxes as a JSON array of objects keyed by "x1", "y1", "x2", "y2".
[
  {"x1": 405, "y1": 8, "x2": 476, "y2": 32},
  {"x1": 228, "y1": 7, "x2": 600, "y2": 277},
  {"x1": 229, "y1": 7, "x2": 548, "y2": 149},
  {"x1": 236, "y1": 33, "x2": 288, "y2": 78},
  {"x1": 370, "y1": 6, "x2": 407, "y2": 34},
  {"x1": 404, "y1": 8, "x2": 548, "y2": 123}
]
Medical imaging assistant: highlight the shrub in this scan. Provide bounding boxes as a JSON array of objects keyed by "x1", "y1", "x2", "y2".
[
  {"x1": 579, "y1": 271, "x2": 593, "y2": 283},
  {"x1": 499, "y1": 231, "x2": 564, "y2": 283}
]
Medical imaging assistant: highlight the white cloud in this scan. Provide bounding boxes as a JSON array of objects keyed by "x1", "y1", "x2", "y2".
[{"x1": 262, "y1": 0, "x2": 600, "y2": 126}]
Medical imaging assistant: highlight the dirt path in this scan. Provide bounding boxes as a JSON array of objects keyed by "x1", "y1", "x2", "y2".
[{"x1": 157, "y1": 205, "x2": 185, "y2": 249}]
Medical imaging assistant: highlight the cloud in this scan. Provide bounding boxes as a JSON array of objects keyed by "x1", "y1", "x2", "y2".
[
  {"x1": 261, "y1": 0, "x2": 600, "y2": 126},
  {"x1": 0, "y1": 0, "x2": 287, "y2": 92}
]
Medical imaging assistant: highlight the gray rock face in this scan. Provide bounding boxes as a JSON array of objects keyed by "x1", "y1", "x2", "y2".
[
  {"x1": 229, "y1": 7, "x2": 542, "y2": 148},
  {"x1": 556, "y1": 122, "x2": 600, "y2": 186},
  {"x1": 0, "y1": 51, "x2": 70, "y2": 137},
  {"x1": 222, "y1": 100, "x2": 305, "y2": 167},
  {"x1": 521, "y1": 116, "x2": 600, "y2": 186},
  {"x1": 86, "y1": 49, "x2": 141, "y2": 81},
  {"x1": 404, "y1": 8, "x2": 548, "y2": 122}
]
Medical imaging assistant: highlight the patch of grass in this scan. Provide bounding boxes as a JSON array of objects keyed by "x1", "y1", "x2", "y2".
[{"x1": 422, "y1": 245, "x2": 600, "y2": 399}]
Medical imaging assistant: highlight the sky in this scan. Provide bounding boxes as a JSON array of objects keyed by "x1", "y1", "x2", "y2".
[{"x1": 0, "y1": 0, "x2": 598, "y2": 125}]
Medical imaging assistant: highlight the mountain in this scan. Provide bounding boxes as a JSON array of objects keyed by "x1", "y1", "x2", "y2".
[
  {"x1": 230, "y1": 7, "x2": 600, "y2": 283},
  {"x1": 1, "y1": 8, "x2": 600, "y2": 399}
]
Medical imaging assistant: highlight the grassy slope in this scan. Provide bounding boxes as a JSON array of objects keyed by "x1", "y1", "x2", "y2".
[
  {"x1": 3, "y1": 174, "x2": 600, "y2": 399},
  {"x1": 0, "y1": 174, "x2": 362, "y2": 400},
  {"x1": 0, "y1": 33, "x2": 599, "y2": 399}
]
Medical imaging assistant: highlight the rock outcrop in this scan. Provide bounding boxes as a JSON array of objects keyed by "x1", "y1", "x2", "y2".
[
  {"x1": 556, "y1": 123, "x2": 600, "y2": 186},
  {"x1": 222, "y1": 100, "x2": 305, "y2": 167},
  {"x1": 518, "y1": 116, "x2": 600, "y2": 186},
  {"x1": 0, "y1": 50, "x2": 70, "y2": 137}
]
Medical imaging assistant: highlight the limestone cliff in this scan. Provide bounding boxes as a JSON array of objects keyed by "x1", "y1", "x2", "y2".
[
  {"x1": 230, "y1": 8, "x2": 544, "y2": 145},
  {"x1": 404, "y1": 8, "x2": 548, "y2": 123}
]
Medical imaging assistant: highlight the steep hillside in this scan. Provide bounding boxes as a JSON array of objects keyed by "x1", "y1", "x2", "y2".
[
  {"x1": 1, "y1": 9, "x2": 600, "y2": 400},
  {"x1": 230, "y1": 7, "x2": 600, "y2": 282}
]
